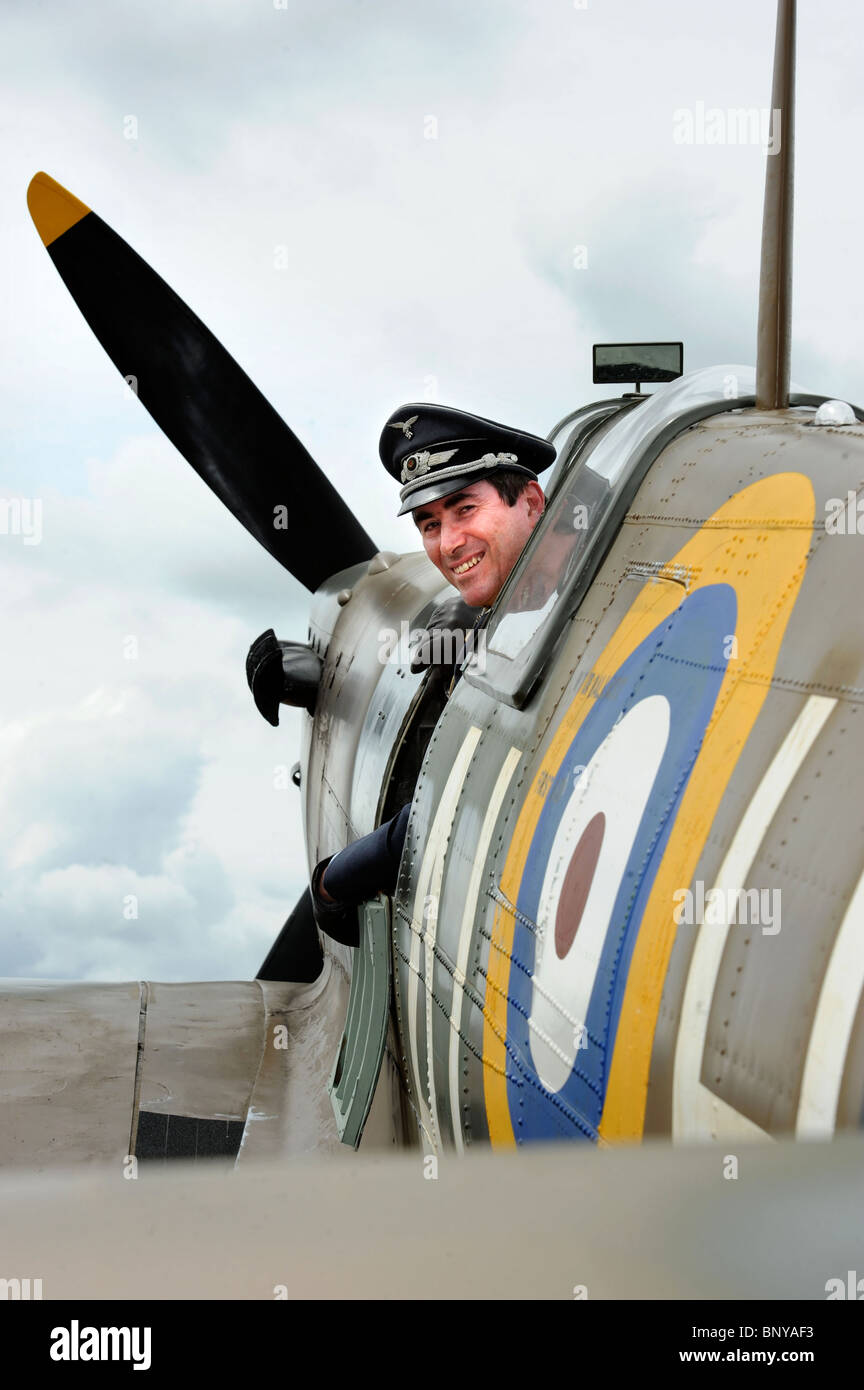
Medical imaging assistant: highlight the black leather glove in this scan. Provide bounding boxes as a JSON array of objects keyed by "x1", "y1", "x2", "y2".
[
  {"x1": 310, "y1": 856, "x2": 361, "y2": 948},
  {"x1": 310, "y1": 805, "x2": 411, "y2": 948},
  {"x1": 409, "y1": 596, "x2": 483, "y2": 674}
]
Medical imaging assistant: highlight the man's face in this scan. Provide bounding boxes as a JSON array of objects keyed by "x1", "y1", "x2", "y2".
[{"x1": 412, "y1": 478, "x2": 545, "y2": 607}]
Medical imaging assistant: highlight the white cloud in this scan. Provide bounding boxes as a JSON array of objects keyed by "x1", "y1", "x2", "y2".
[{"x1": 0, "y1": 434, "x2": 309, "y2": 982}]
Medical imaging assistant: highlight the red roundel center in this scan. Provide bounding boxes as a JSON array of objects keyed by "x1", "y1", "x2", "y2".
[{"x1": 554, "y1": 811, "x2": 606, "y2": 959}]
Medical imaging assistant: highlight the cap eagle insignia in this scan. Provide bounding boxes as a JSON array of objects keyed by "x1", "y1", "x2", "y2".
[{"x1": 389, "y1": 415, "x2": 419, "y2": 439}]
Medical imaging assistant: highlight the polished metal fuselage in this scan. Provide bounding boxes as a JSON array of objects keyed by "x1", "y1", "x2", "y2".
[{"x1": 303, "y1": 373, "x2": 864, "y2": 1151}]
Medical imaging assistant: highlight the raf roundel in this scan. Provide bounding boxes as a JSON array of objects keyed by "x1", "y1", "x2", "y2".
[
  {"x1": 481, "y1": 473, "x2": 816, "y2": 1147},
  {"x1": 497, "y1": 585, "x2": 734, "y2": 1140}
]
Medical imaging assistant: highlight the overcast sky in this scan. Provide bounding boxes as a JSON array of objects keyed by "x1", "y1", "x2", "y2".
[{"x1": 1, "y1": 0, "x2": 862, "y2": 983}]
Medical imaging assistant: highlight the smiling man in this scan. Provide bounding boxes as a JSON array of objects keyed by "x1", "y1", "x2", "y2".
[
  {"x1": 385, "y1": 402, "x2": 551, "y2": 610},
  {"x1": 311, "y1": 404, "x2": 555, "y2": 945},
  {"x1": 411, "y1": 477, "x2": 545, "y2": 609}
]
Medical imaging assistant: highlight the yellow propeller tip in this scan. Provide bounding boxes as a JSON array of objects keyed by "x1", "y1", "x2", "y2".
[{"x1": 27, "y1": 172, "x2": 90, "y2": 247}]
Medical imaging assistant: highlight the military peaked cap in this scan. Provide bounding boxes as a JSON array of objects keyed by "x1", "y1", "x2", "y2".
[{"x1": 380, "y1": 403, "x2": 556, "y2": 515}]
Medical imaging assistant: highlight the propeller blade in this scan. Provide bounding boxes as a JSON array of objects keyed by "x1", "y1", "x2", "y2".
[{"x1": 27, "y1": 172, "x2": 377, "y2": 590}]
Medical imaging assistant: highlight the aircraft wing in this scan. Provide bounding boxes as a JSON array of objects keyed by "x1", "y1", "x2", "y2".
[
  {"x1": 1, "y1": 1131, "x2": 861, "y2": 1298},
  {"x1": 0, "y1": 971, "x2": 405, "y2": 1169}
]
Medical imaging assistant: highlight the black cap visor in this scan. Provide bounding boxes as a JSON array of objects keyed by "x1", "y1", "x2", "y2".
[{"x1": 399, "y1": 464, "x2": 538, "y2": 517}]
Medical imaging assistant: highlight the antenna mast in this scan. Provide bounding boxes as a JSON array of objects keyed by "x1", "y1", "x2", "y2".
[{"x1": 755, "y1": 0, "x2": 796, "y2": 409}]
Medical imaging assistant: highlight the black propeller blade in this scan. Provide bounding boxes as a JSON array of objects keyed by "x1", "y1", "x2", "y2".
[{"x1": 27, "y1": 172, "x2": 377, "y2": 591}]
